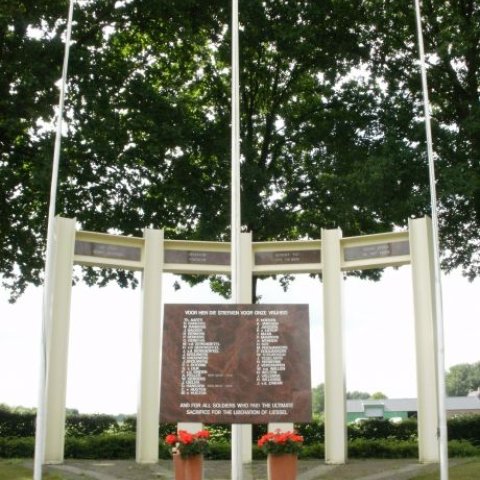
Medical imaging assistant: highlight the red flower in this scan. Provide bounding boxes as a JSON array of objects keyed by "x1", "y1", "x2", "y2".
[
  {"x1": 165, "y1": 429, "x2": 211, "y2": 458},
  {"x1": 165, "y1": 434, "x2": 177, "y2": 445},
  {"x1": 178, "y1": 430, "x2": 194, "y2": 444},
  {"x1": 257, "y1": 430, "x2": 304, "y2": 455}
]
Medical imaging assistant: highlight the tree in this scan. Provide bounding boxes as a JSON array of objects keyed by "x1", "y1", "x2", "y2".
[
  {"x1": 446, "y1": 362, "x2": 480, "y2": 396},
  {"x1": 354, "y1": 0, "x2": 480, "y2": 279},
  {"x1": 312, "y1": 384, "x2": 384, "y2": 415},
  {"x1": 0, "y1": 0, "x2": 68, "y2": 299},
  {"x1": 370, "y1": 392, "x2": 388, "y2": 400},
  {"x1": 312, "y1": 384, "x2": 325, "y2": 415},
  {"x1": 347, "y1": 391, "x2": 371, "y2": 400},
  {"x1": 3, "y1": 0, "x2": 480, "y2": 298}
]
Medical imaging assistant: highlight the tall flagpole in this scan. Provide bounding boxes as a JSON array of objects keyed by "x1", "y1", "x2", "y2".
[
  {"x1": 230, "y1": 0, "x2": 243, "y2": 478},
  {"x1": 33, "y1": 1, "x2": 75, "y2": 479},
  {"x1": 413, "y1": 1, "x2": 449, "y2": 479}
]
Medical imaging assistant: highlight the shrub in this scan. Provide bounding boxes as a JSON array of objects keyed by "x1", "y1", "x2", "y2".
[
  {"x1": 252, "y1": 445, "x2": 266, "y2": 460},
  {"x1": 447, "y1": 415, "x2": 480, "y2": 446},
  {"x1": 64, "y1": 433, "x2": 136, "y2": 459},
  {"x1": 205, "y1": 442, "x2": 231, "y2": 460},
  {"x1": 0, "y1": 437, "x2": 35, "y2": 458},
  {"x1": 348, "y1": 439, "x2": 418, "y2": 458},
  {"x1": 65, "y1": 414, "x2": 117, "y2": 437},
  {"x1": 448, "y1": 439, "x2": 480, "y2": 457},
  {"x1": 158, "y1": 422, "x2": 177, "y2": 439},
  {"x1": 295, "y1": 420, "x2": 324, "y2": 444},
  {"x1": 0, "y1": 406, "x2": 36, "y2": 437},
  {"x1": 252, "y1": 424, "x2": 267, "y2": 443},
  {"x1": 299, "y1": 443, "x2": 324, "y2": 459},
  {"x1": 116, "y1": 415, "x2": 136, "y2": 433},
  {"x1": 205, "y1": 424, "x2": 230, "y2": 443},
  {"x1": 348, "y1": 418, "x2": 418, "y2": 441}
]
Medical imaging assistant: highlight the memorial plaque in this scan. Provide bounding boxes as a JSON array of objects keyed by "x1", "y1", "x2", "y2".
[
  {"x1": 74, "y1": 240, "x2": 141, "y2": 261},
  {"x1": 164, "y1": 250, "x2": 230, "y2": 266},
  {"x1": 344, "y1": 240, "x2": 410, "y2": 261},
  {"x1": 255, "y1": 250, "x2": 320, "y2": 266},
  {"x1": 160, "y1": 304, "x2": 312, "y2": 424}
]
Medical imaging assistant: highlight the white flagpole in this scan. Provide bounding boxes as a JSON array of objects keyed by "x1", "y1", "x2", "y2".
[
  {"x1": 230, "y1": 0, "x2": 243, "y2": 478},
  {"x1": 33, "y1": 1, "x2": 75, "y2": 479},
  {"x1": 413, "y1": 1, "x2": 449, "y2": 479}
]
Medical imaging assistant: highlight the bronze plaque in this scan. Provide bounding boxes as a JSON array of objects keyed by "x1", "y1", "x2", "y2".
[
  {"x1": 160, "y1": 304, "x2": 312, "y2": 424},
  {"x1": 74, "y1": 240, "x2": 141, "y2": 261},
  {"x1": 344, "y1": 241, "x2": 410, "y2": 261},
  {"x1": 164, "y1": 250, "x2": 230, "y2": 266},
  {"x1": 255, "y1": 250, "x2": 320, "y2": 266}
]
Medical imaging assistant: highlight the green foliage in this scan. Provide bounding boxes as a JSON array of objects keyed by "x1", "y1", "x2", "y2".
[
  {"x1": 3, "y1": 0, "x2": 480, "y2": 298},
  {"x1": 0, "y1": 435, "x2": 479, "y2": 460},
  {"x1": 370, "y1": 392, "x2": 388, "y2": 400},
  {"x1": 65, "y1": 413, "x2": 117, "y2": 437},
  {"x1": 0, "y1": 406, "x2": 35, "y2": 437},
  {"x1": 65, "y1": 433, "x2": 136, "y2": 459},
  {"x1": 348, "y1": 439, "x2": 418, "y2": 459},
  {"x1": 312, "y1": 384, "x2": 386, "y2": 415},
  {"x1": 252, "y1": 424, "x2": 268, "y2": 443},
  {"x1": 447, "y1": 440, "x2": 480, "y2": 458},
  {"x1": 0, "y1": 437, "x2": 34, "y2": 458},
  {"x1": 348, "y1": 418, "x2": 418, "y2": 441},
  {"x1": 347, "y1": 391, "x2": 371, "y2": 400},
  {"x1": 312, "y1": 384, "x2": 325, "y2": 415},
  {"x1": 446, "y1": 362, "x2": 480, "y2": 396},
  {"x1": 204, "y1": 442, "x2": 230, "y2": 460},
  {"x1": 298, "y1": 444, "x2": 324, "y2": 459},
  {"x1": 448, "y1": 415, "x2": 480, "y2": 446},
  {"x1": 295, "y1": 419, "x2": 324, "y2": 444},
  {"x1": 2, "y1": 0, "x2": 480, "y2": 299},
  {"x1": 205, "y1": 424, "x2": 230, "y2": 443}
]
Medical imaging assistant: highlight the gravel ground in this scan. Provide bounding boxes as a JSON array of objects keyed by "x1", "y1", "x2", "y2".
[{"x1": 30, "y1": 458, "x2": 465, "y2": 480}]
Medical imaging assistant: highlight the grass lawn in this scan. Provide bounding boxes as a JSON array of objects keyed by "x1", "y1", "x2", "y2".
[
  {"x1": 0, "y1": 460, "x2": 70, "y2": 480},
  {"x1": 412, "y1": 458, "x2": 480, "y2": 480}
]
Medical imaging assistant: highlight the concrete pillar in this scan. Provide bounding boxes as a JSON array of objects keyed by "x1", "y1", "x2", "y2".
[
  {"x1": 177, "y1": 422, "x2": 203, "y2": 433},
  {"x1": 409, "y1": 217, "x2": 439, "y2": 463},
  {"x1": 322, "y1": 228, "x2": 347, "y2": 464},
  {"x1": 233, "y1": 232, "x2": 253, "y2": 463},
  {"x1": 136, "y1": 228, "x2": 164, "y2": 463},
  {"x1": 44, "y1": 216, "x2": 76, "y2": 464}
]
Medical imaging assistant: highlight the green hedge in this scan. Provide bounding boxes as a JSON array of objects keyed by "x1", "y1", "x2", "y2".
[
  {"x1": 0, "y1": 437, "x2": 35, "y2": 458},
  {"x1": 0, "y1": 407, "x2": 36, "y2": 437},
  {"x1": 349, "y1": 439, "x2": 418, "y2": 458},
  {"x1": 347, "y1": 418, "x2": 418, "y2": 441},
  {"x1": 2, "y1": 407, "x2": 479, "y2": 454},
  {"x1": 2, "y1": 436, "x2": 479, "y2": 460},
  {"x1": 447, "y1": 415, "x2": 480, "y2": 446}
]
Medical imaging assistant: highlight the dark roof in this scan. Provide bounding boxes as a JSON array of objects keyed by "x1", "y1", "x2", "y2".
[{"x1": 347, "y1": 396, "x2": 480, "y2": 413}]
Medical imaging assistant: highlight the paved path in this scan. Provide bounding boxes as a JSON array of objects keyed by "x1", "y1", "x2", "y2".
[{"x1": 43, "y1": 458, "x2": 446, "y2": 480}]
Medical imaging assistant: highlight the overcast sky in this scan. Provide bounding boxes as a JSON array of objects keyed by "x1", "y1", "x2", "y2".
[{"x1": 0, "y1": 266, "x2": 478, "y2": 414}]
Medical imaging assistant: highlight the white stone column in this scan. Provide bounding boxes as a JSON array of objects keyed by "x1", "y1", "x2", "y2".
[
  {"x1": 234, "y1": 232, "x2": 253, "y2": 463},
  {"x1": 44, "y1": 216, "x2": 76, "y2": 464},
  {"x1": 409, "y1": 217, "x2": 439, "y2": 463},
  {"x1": 322, "y1": 228, "x2": 347, "y2": 464},
  {"x1": 136, "y1": 228, "x2": 164, "y2": 463}
]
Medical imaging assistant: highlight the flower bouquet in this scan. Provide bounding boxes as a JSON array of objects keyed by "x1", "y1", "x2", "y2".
[
  {"x1": 165, "y1": 429, "x2": 210, "y2": 458},
  {"x1": 257, "y1": 430, "x2": 304, "y2": 456}
]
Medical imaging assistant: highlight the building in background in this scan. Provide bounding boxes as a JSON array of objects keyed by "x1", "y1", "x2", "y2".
[{"x1": 347, "y1": 397, "x2": 480, "y2": 423}]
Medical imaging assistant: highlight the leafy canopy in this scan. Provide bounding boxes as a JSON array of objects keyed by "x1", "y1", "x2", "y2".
[{"x1": 2, "y1": 0, "x2": 480, "y2": 298}]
